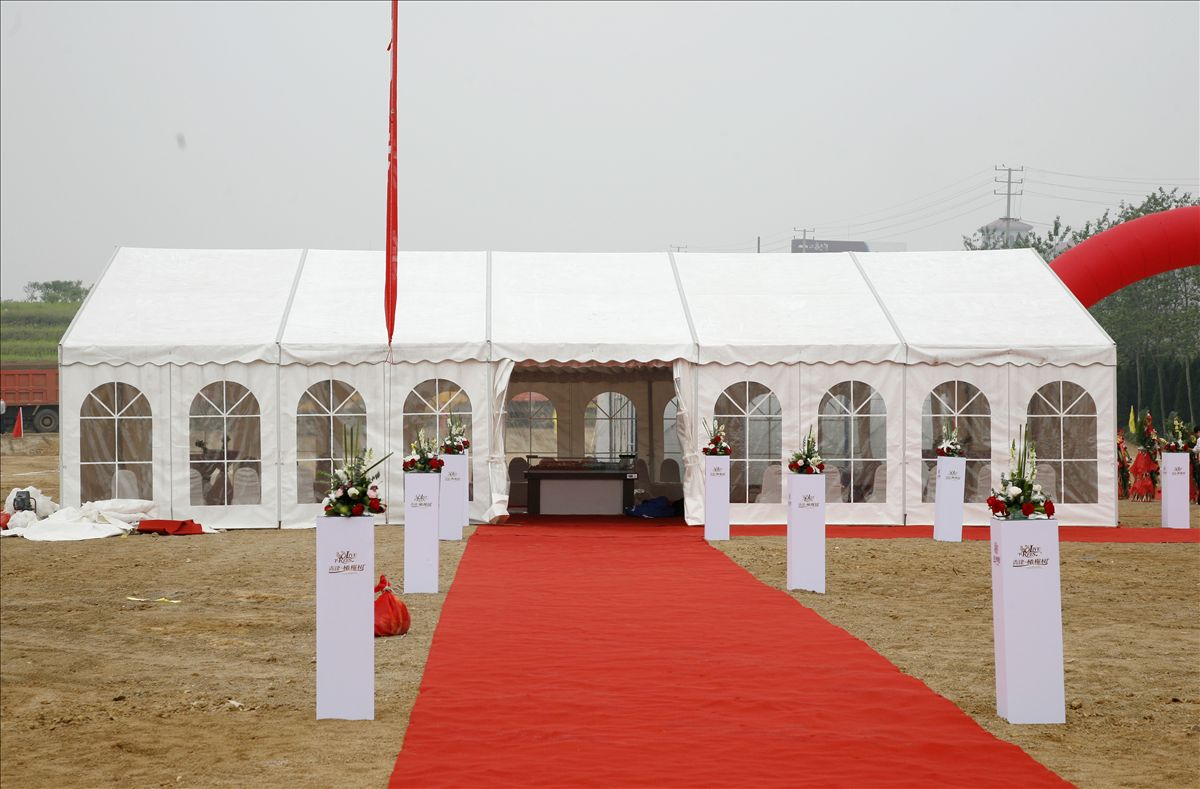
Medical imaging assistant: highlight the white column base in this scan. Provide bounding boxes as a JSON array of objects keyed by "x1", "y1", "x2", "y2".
[
  {"x1": 933, "y1": 456, "x2": 967, "y2": 542},
  {"x1": 786, "y1": 473, "x2": 826, "y2": 593},
  {"x1": 704, "y1": 455, "x2": 730, "y2": 541},
  {"x1": 990, "y1": 517, "x2": 1066, "y2": 724},
  {"x1": 1161, "y1": 453, "x2": 1191, "y2": 529},
  {"x1": 316, "y1": 515, "x2": 374, "y2": 720},
  {"x1": 439, "y1": 453, "x2": 469, "y2": 540},
  {"x1": 404, "y1": 472, "x2": 440, "y2": 593}
]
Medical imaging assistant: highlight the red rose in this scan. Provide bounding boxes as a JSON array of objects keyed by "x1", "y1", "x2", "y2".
[
  {"x1": 1044, "y1": 500, "x2": 1055, "y2": 517},
  {"x1": 1021, "y1": 502, "x2": 1035, "y2": 516},
  {"x1": 817, "y1": 463, "x2": 825, "y2": 471},
  {"x1": 788, "y1": 461, "x2": 799, "y2": 472},
  {"x1": 804, "y1": 466, "x2": 815, "y2": 473},
  {"x1": 352, "y1": 503, "x2": 365, "y2": 516},
  {"x1": 323, "y1": 505, "x2": 333, "y2": 513},
  {"x1": 368, "y1": 497, "x2": 381, "y2": 510},
  {"x1": 463, "y1": 440, "x2": 470, "y2": 448},
  {"x1": 936, "y1": 448, "x2": 945, "y2": 457}
]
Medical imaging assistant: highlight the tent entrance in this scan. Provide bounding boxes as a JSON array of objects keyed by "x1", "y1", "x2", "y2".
[{"x1": 503, "y1": 363, "x2": 683, "y2": 516}]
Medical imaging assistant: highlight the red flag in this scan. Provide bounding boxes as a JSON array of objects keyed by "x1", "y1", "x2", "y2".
[{"x1": 384, "y1": 0, "x2": 399, "y2": 349}]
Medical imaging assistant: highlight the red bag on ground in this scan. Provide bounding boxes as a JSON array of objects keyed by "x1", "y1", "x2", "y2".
[
  {"x1": 375, "y1": 575, "x2": 411, "y2": 637},
  {"x1": 136, "y1": 519, "x2": 205, "y2": 536}
]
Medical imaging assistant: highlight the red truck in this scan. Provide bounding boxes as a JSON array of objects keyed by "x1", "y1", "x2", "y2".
[{"x1": 0, "y1": 365, "x2": 59, "y2": 433}]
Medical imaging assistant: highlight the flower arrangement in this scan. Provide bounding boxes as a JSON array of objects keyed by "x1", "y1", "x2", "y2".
[
  {"x1": 987, "y1": 425, "x2": 1055, "y2": 520},
  {"x1": 1116, "y1": 428, "x2": 1132, "y2": 499},
  {"x1": 935, "y1": 423, "x2": 965, "y2": 458},
  {"x1": 320, "y1": 427, "x2": 390, "y2": 517},
  {"x1": 1128, "y1": 408, "x2": 1160, "y2": 501},
  {"x1": 440, "y1": 418, "x2": 470, "y2": 455},
  {"x1": 1157, "y1": 413, "x2": 1196, "y2": 454},
  {"x1": 701, "y1": 419, "x2": 731, "y2": 456},
  {"x1": 402, "y1": 429, "x2": 444, "y2": 473},
  {"x1": 787, "y1": 426, "x2": 825, "y2": 474}
]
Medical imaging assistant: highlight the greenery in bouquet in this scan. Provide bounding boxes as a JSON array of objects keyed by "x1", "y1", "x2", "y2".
[
  {"x1": 934, "y1": 423, "x2": 965, "y2": 458},
  {"x1": 440, "y1": 417, "x2": 470, "y2": 455},
  {"x1": 1156, "y1": 413, "x2": 1196, "y2": 454},
  {"x1": 1128, "y1": 407, "x2": 1161, "y2": 456},
  {"x1": 320, "y1": 427, "x2": 390, "y2": 517},
  {"x1": 987, "y1": 425, "x2": 1056, "y2": 520},
  {"x1": 701, "y1": 419, "x2": 731, "y2": 456},
  {"x1": 787, "y1": 425, "x2": 825, "y2": 474},
  {"x1": 402, "y1": 429, "x2": 444, "y2": 473}
]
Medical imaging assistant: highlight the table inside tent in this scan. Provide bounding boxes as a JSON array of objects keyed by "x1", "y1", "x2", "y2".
[{"x1": 524, "y1": 456, "x2": 639, "y2": 515}]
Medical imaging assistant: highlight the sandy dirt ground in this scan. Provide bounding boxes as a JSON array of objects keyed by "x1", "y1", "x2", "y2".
[{"x1": 2, "y1": 436, "x2": 1198, "y2": 788}]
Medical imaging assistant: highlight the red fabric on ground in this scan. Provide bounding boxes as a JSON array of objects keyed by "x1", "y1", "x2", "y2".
[
  {"x1": 135, "y1": 519, "x2": 205, "y2": 536},
  {"x1": 389, "y1": 525, "x2": 1072, "y2": 789},
  {"x1": 733, "y1": 524, "x2": 1200, "y2": 543}
]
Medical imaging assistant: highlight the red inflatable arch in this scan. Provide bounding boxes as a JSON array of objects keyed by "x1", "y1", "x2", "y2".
[{"x1": 1050, "y1": 206, "x2": 1200, "y2": 307}]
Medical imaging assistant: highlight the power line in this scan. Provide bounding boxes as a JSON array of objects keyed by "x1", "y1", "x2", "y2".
[
  {"x1": 803, "y1": 168, "x2": 992, "y2": 228},
  {"x1": 1025, "y1": 178, "x2": 1177, "y2": 197},
  {"x1": 1027, "y1": 167, "x2": 1199, "y2": 186},
  {"x1": 860, "y1": 201, "x2": 998, "y2": 242},
  {"x1": 1022, "y1": 190, "x2": 1133, "y2": 207}
]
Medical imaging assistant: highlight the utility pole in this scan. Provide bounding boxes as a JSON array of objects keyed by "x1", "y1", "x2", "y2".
[
  {"x1": 757, "y1": 236, "x2": 761, "y2": 253},
  {"x1": 994, "y1": 165, "x2": 1025, "y2": 248},
  {"x1": 670, "y1": 244, "x2": 687, "y2": 253},
  {"x1": 793, "y1": 227, "x2": 815, "y2": 252}
]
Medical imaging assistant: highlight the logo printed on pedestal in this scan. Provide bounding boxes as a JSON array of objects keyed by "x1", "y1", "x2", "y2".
[
  {"x1": 992, "y1": 541, "x2": 1000, "y2": 566},
  {"x1": 328, "y1": 550, "x2": 366, "y2": 574},
  {"x1": 793, "y1": 493, "x2": 821, "y2": 510},
  {"x1": 709, "y1": 467, "x2": 727, "y2": 478},
  {"x1": 1012, "y1": 543, "x2": 1050, "y2": 568},
  {"x1": 410, "y1": 493, "x2": 433, "y2": 509},
  {"x1": 940, "y1": 468, "x2": 962, "y2": 481},
  {"x1": 445, "y1": 471, "x2": 461, "y2": 482}
]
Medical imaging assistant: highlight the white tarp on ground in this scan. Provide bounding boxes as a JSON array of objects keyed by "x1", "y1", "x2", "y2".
[
  {"x1": 58, "y1": 247, "x2": 1118, "y2": 527},
  {"x1": 2, "y1": 497, "x2": 158, "y2": 541}
]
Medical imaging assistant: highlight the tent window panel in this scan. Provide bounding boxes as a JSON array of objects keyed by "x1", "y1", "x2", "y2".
[
  {"x1": 921, "y1": 382, "x2": 992, "y2": 502},
  {"x1": 81, "y1": 418, "x2": 116, "y2": 464},
  {"x1": 80, "y1": 463, "x2": 115, "y2": 503},
  {"x1": 721, "y1": 417, "x2": 748, "y2": 461},
  {"x1": 297, "y1": 389, "x2": 328, "y2": 415},
  {"x1": 190, "y1": 384, "x2": 222, "y2": 416},
  {"x1": 825, "y1": 460, "x2": 850, "y2": 503},
  {"x1": 88, "y1": 383, "x2": 119, "y2": 414},
  {"x1": 296, "y1": 416, "x2": 331, "y2": 460},
  {"x1": 662, "y1": 397, "x2": 683, "y2": 474},
  {"x1": 852, "y1": 461, "x2": 886, "y2": 503},
  {"x1": 229, "y1": 462, "x2": 262, "y2": 505},
  {"x1": 819, "y1": 381, "x2": 886, "y2": 504},
  {"x1": 957, "y1": 415, "x2": 991, "y2": 460},
  {"x1": 728, "y1": 461, "x2": 749, "y2": 504},
  {"x1": 1062, "y1": 382, "x2": 1095, "y2": 415},
  {"x1": 818, "y1": 416, "x2": 849, "y2": 459},
  {"x1": 1062, "y1": 461, "x2": 1098, "y2": 504},
  {"x1": 115, "y1": 463, "x2": 152, "y2": 499},
  {"x1": 229, "y1": 389, "x2": 259, "y2": 417},
  {"x1": 116, "y1": 383, "x2": 147, "y2": 415},
  {"x1": 1062, "y1": 416, "x2": 1097, "y2": 459},
  {"x1": 530, "y1": 418, "x2": 557, "y2": 455},
  {"x1": 332, "y1": 415, "x2": 367, "y2": 458},
  {"x1": 191, "y1": 416, "x2": 225, "y2": 457},
  {"x1": 1027, "y1": 416, "x2": 1062, "y2": 459},
  {"x1": 228, "y1": 416, "x2": 262, "y2": 462},
  {"x1": 584, "y1": 392, "x2": 636, "y2": 461},
  {"x1": 330, "y1": 381, "x2": 363, "y2": 414},
  {"x1": 506, "y1": 392, "x2": 558, "y2": 463},
  {"x1": 297, "y1": 460, "x2": 331, "y2": 505},
  {"x1": 746, "y1": 416, "x2": 782, "y2": 460},
  {"x1": 749, "y1": 461, "x2": 782, "y2": 503},
  {"x1": 405, "y1": 379, "x2": 440, "y2": 414},
  {"x1": 403, "y1": 415, "x2": 438, "y2": 452},
  {"x1": 117, "y1": 418, "x2": 153, "y2": 463}
]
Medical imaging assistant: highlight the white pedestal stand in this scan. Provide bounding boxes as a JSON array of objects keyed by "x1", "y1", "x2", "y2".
[
  {"x1": 704, "y1": 455, "x2": 730, "y2": 541},
  {"x1": 1161, "y1": 452, "x2": 1191, "y2": 529},
  {"x1": 786, "y1": 473, "x2": 826, "y2": 593},
  {"x1": 933, "y1": 456, "x2": 967, "y2": 542},
  {"x1": 315, "y1": 515, "x2": 374, "y2": 720},
  {"x1": 404, "y1": 472, "x2": 440, "y2": 594},
  {"x1": 439, "y1": 453, "x2": 469, "y2": 540},
  {"x1": 990, "y1": 517, "x2": 1065, "y2": 724}
]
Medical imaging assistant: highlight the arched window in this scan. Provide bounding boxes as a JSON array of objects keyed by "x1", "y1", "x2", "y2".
[
  {"x1": 190, "y1": 381, "x2": 262, "y2": 506},
  {"x1": 1027, "y1": 381, "x2": 1098, "y2": 503},
  {"x1": 585, "y1": 392, "x2": 636, "y2": 461},
  {"x1": 922, "y1": 381, "x2": 991, "y2": 503},
  {"x1": 715, "y1": 381, "x2": 782, "y2": 504},
  {"x1": 505, "y1": 391, "x2": 557, "y2": 464},
  {"x1": 661, "y1": 397, "x2": 683, "y2": 484},
  {"x1": 296, "y1": 380, "x2": 366, "y2": 504},
  {"x1": 819, "y1": 381, "x2": 886, "y2": 503},
  {"x1": 405, "y1": 379, "x2": 473, "y2": 498},
  {"x1": 80, "y1": 382, "x2": 152, "y2": 501}
]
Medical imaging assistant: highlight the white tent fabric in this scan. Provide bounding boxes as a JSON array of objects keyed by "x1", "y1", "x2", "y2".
[{"x1": 59, "y1": 246, "x2": 1118, "y2": 528}]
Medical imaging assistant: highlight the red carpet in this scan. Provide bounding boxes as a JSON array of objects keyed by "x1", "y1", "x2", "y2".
[{"x1": 389, "y1": 525, "x2": 1072, "y2": 788}]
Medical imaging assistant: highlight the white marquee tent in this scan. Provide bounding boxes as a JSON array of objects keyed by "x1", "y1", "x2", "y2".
[{"x1": 59, "y1": 247, "x2": 1118, "y2": 528}]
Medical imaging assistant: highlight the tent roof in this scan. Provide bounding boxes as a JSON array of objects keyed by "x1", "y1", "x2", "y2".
[{"x1": 63, "y1": 247, "x2": 1115, "y2": 367}]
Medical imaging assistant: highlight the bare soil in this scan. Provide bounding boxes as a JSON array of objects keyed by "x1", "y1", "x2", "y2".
[{"x1": 2, "y1": 436, "x2": 1198, "y2": 788}]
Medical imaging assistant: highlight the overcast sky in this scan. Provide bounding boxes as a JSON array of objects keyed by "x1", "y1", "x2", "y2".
[{"x1": 1, "y1": 0, "x2": 1197, "y2": 299}]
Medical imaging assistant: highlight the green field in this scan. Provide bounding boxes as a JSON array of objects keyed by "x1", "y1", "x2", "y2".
[{"x1": 0, "y1": 302, "x2": 80, "y2": 365}]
